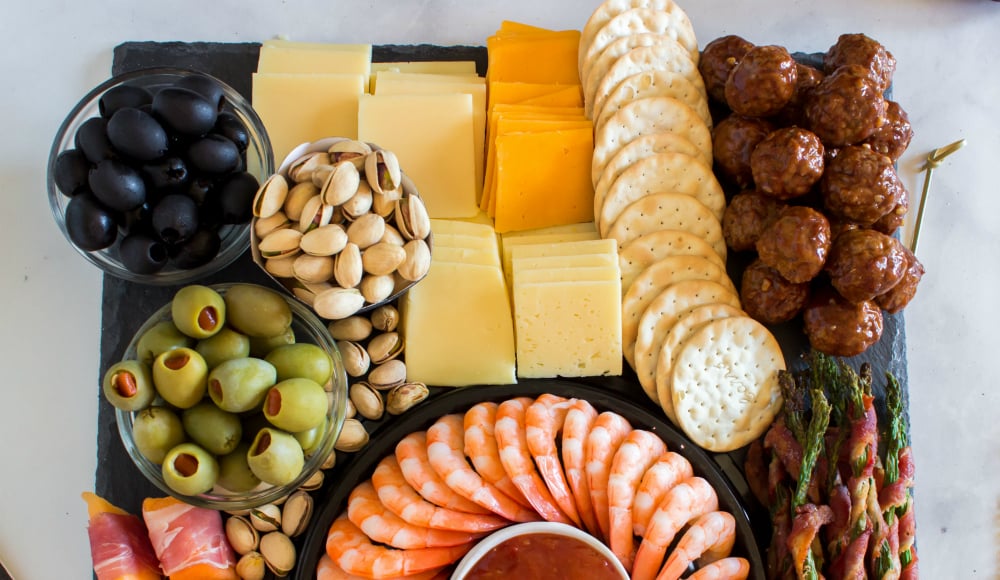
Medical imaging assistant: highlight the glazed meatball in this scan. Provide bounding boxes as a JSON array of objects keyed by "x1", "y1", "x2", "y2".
[
  {"x1": 824, "y1": 33, "x2": 896, "y2": 93},
  {"x1": 722, "y1": 191, "x2": 787, "y2": 252},
  {"x1": 751, "y1": 127, "x2": 826, "y2": 199},
  {"x1": 712, "y1": 115, "x2": 776, "y2": 188},
  {"x1": 725, "y1": 45, "x2": 798, "y2": 118},
  {"x1": 699, "y1": 35, "x2": 755, "y2": 105},
  {"x1": 875, "y1": 245, "x2": 925, "y2": 313},
  {"x1": 773, "y1": 63, "x2": 826, "y2": 127},
  {"x1": 822, "y1": 145, "x2": 905, "y2": 226},
  {"x1": 741, "y1": 258, "x2": 810, "y2": 324},
  {"x1": 755, "y1": 206, "x2": 832, "y2": 283},
  {"x1": 872, "y1": 190, "x2": 910, "y2": 236},
  {"x1": 804, "y1": 285, "x2": 884, "y2": 357},
  {"x1": 805, "y1": 64, "x2": 887, "y2": 147},
  {"x1": 825, "y1": 228, "x2": 908, "y2": 303},
  {"x1": 863, "y1": 100, "x2": 914, "y2": 161}
]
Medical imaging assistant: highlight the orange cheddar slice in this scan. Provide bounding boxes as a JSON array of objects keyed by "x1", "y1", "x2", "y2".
[
  {"x1": 486, "y1": 29, "x2": 581, "y2": 85},
  {"x1": 516, "y1": 85, "x2": 584, "y2": 107}
]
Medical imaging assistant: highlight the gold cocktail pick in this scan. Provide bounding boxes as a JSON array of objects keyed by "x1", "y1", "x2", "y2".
[{"x1": 911, "y1": 138, "x2": 966, "y2": 253}]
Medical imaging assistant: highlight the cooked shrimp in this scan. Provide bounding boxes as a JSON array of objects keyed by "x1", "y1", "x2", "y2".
[
  {"x1": 684, "y1": 557, "x2": 750, "y2": 580},
  {"x1": 317, "y1": 552, "x2": 443, "y2": 580},
  {"x1": 495, "y1": 397, "x2": 573, "y2": 524},
  {"x1": 348, "y1": 481, "x2": 483, "y2": 549},
  {"x1": 371, "y1": 455, "x2": 509, "y2": 533},
  {"x1": 426, "y1": 414, "x2": 538, "y2": 522},
  {"x1": 464, "y1": 401, "x2": 532, "y2": 508},
  {"x1": 656, "y1": 511, "x2": 737, "y2": 580},
  {"x1": 525, "y1": 394, "x2": 582, "y2": 526},
  {"x1": 562, "y1": 398, "x2": 601, "y2": 535},
  {"x1": 607, "y1": 429, "x2": 667, "y2": 570},
  {"x1": 396, "y1": 431, "x2": 491, "y2": 515},
  {"x1": 631, "y1": 476, "x2": 720, "y2": 580},
  {"x1": 585, "y1": 411, "x2": 633, "y2": 542},
  {"x1": 326, "y1": 514, "x2": 471, "y2": 579},
  {"x1": 632, "y1": 452, "x2": 694, "y2": 537}
]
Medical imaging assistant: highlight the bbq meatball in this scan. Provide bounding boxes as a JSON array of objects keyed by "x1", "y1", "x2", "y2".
[
  {"x1": 699, "y1": 35, "x2": 755, "y2": 105},
  {"x1": 755, "y1": 206, "x2": 832, "y2": 283},
  {"x1": 825, "y1": 228, "x2": 908, "y2": 303},
  {"x1": 741, "y1": 258, "x2": 810, "y2": 324},
  {"x1": 824, "y1": 33, "x2": 896, "y2": 93},
  {"x1": 772, "y1": 63, "x2": 825, "y2": 127},
  {"x1": 863, "y1": 100, "x2": 914, "y2": 161},
  {"x1": 712, "y1": 115, "x2": 776, "y2": 188},
  {"x1": 751, "y1": 127, "x2": 826, "y2": 199},
  {"x1": 875, "y1": 245, "x2": 925, "y2": 313},
  {"x1": 722, "y1": 191, "x2": 787, "y2": 252},
  {"x1": 805, "y1": 64, "x2": 887, "y2": 147},
  {"x1": 725, "y1": 45, "x2": 798, "y2": 118},
  {"x1": 804, "y1": 285, "x2": 884, "y2": 357},
  {"x1": 822, "y1": 145, "x2": 905, "y2": 226},
  {"x1": 872, "y1": 190, "x2": 909, "y2": 236}
]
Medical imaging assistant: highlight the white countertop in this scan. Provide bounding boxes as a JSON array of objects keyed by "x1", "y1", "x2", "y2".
[{"x1": 2, "y1": 1, "x2": 997, "y2": 577}]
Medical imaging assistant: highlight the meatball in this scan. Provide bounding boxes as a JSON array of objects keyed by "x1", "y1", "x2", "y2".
[
  {"x1": 824, "y1": 33, "x2": 896, "y2": 93},
  {"x1": 863, "y1": 100, "x2": 914, "y2": 161},
  {"x1": 725, "y1": 45, "x2": 798, "y2": 118},
  {"x1": 875, "y1": 245, "x2": 925, "y2": 313},
  {"x1": 699, "y1": 35, "x2": 755, "y2": 105},
  {"x1": 805, "y1": 64, "x2": 887, "y2": 147},
  {"x1": 804, "y1": 285, "x2": 884, "y2": 357},
  {"x1": 722, "y1": 191, "x2": 787, "y2": 252},
  {"x1": 755, "y1": 206, "x2": 832, "y2": 283},
  {"x1": 773, "y1": 63, "x2": 826, "y2": 127},
  {"x1": 822, "y1": 145, "x2": 905, "y2": 226},
  {"x1": 825, "y1": 228, "x2": 908, "y2": 303},
  {"x1": 751, "y1": 127, "x2": 826, "y2": 199},
  {"x1": 872, "y1": 190, "x2": 910, "y2": 236},
  {"x1": 712, "y1": 115, "x2": 776, "y2": 188},
  {"x1": 741, "y1": 258, "x2": 810, "y2": 324}
]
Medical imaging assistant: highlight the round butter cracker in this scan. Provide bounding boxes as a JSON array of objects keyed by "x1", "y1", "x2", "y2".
[
  {"x1": 584, "y1": 34, "x2": 692, "y2": 119},
  {"x1": 595, "y1": 69, "x2": 712, "y2": 134},
  {"x1": 604, "y1": 193, "x2": 727, "y2": 261},
  {"x1": 579, "y1": 0, "x2": 686, "y2": 71},
  {"x1": 619, "y1": 229, "x2": 724, "y2": 296}
]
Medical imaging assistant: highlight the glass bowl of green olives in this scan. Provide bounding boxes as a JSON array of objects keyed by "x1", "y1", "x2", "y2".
[
  {"x1": 47, "y1": 67, "x2": 274, "y2": 285},
  {"x1": 111, "y1": 283, "x2": 348, "y2": 510}
]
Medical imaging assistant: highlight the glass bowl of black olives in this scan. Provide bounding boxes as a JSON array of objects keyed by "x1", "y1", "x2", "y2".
[
  {"x1": 110, "y1": 283, "x2": 349, "y2": 510},
  {"x1": 47, "y1": 68, "x2": 274, "y2": 284}
]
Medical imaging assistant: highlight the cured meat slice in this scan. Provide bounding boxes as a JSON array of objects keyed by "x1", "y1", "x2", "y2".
[
  {"x1": 142, "y1": 496, "x2": 238, "y2": 579},
  {"x1": 83, "y1": 492, "x2": 163, "y2": 580}
]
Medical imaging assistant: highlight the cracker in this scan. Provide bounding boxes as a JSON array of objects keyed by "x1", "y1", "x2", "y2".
[
  {"x1": 671, "y1": 317, "x2": 785, "y2": 452},
  {"x1": 619, "y1": 229, "x2": 725, "y2": 296},
  {"x1": 579, "y1": 0, "x2": 689, "y2": 72},
  {"x1": 584, "y1": 33, "x2": 691, "y2": 118},
  {"x1": 604, "y1": 193, "x2": 727, "y2": 261},
  {"x1": 654, "y1": 303, "x2": 745, "y2": 423},
  {"x1": 597, "y1": 150, "x2": 725, "y2": 234},
  {"x1": 595, "y1": 69, "x2": 711, "y2": 133}
]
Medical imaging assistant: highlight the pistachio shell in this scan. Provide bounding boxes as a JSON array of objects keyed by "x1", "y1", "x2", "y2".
[
  {"x1": 366, "y1": 331, "x2": 403, "y2": 365},
  {"x1": 284, "y1": 181, "x2": 319, "y2": 221},
  {"x1": 371, "y1": 190, "x2": 400, "y2": 218},
  {"x1": 337, "y1": 340, "x2": 371, "y2": 378},
  {"x1": 259, "y1": 531, "x2": 296, "y2": 577},
  {"x1": 368, "y1": 359, "x2": 406, "y2": 390},
  {"x1": 329, "y1": 139, "x2": 373, "y2": 161},
  {"x1": 313, "y1": 287, "x2": 365, "y2": 320},
  {"x1": 397, "y1": 238, "x2": 431, "y2": 282},
  {"x1": 259, "y1": 228, "x2": 302, "y2": 259},
  {"x1": 387, "y1": 382, "x2": 430, "y2": 415},
  {"x1": 380, "y1": 223, "x2": 405, "y2": 246},
  {"x1": 359, "y1": 274, "x2": 396, "y2": 304},
  {"x1": 327, "y1": 316, "x2": 373, "y2": 342},
  {"x1": 334, "y1": 243, "x2": 364, "y2": 288},
  {"x1": 297, "y1": 195, "x2": 335, "y2": 233},
  {"x1": 335, "y1": 418, "x2": 370, "y2": 452},
  {"x1": 292, "y1": 254, "x2": 335, "y2": 284},
  {"x1": 321, "y1": 449, "x2": 337, "y2": 470},
  {"x1": 340, "y1": 181, "x2": 374, "y2": 220},
  {"x1": 350, "y1": 381, "x2": 385, "y2": 421},
  {"x1": 344, "y1": 397, "x2": 357, "y2": 420},
  {"x1": 298, "y1": 470, "x2": 325, "y2": 492},
  {"x1": 291, "y1": 286, "x2": 316, "y2": 306},
  {"x1": 346, "y1": 213, "x2": 386, "y2": 250},
  {"x1": 362, "y1": 242, "x2": 406, "y2": 276},
  {"x1": 252, "y1": 174, "x2": 289, "y2": 219},
  {"x1": 236, "y1": 551, "x2": 266, "y2": 580},
  {"x1": 263, "y1": 255, "x2": 296, "y2": 279},
  {"x1": 397, "y1": 194, "x2": 431, "y2": 240},
  {"x1": 309, "y1": 163, "x2": 334, "y2": 188},
  {"x1": 287, "y1": 151, "x2": 329, "y2": 183},
  {"x1": 281, "y1": 491, "x2": 314, "y2": 538},
  {"x1": 364, "y1": 149, "x2": 402, "y2": 195},
  {"x1": 322, "y1": 161, "x2": 362, "y2": 207},
  {"x1": 225, "y1": 516, "x2": 260, "y2": 555},
  {"x1": 300, "y1": 223, "x2": 348, "y2": 257},
  {"x1": 254, "y1": 211, "x2": 291, "y2": 239},
  {"x1": 369, "y1": 304, "x2": 399, "y2": 332},
  {"x1": 249, "y1": 504, "x2": 282, "y2": 533}
]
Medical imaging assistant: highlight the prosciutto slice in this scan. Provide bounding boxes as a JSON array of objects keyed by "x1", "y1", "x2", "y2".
[
  {"x1": 83, "y1": 492, "x2": 163, "y2": 580},
  {"x1": 142, "y1": 496, "x2": 237, "y2": 579}
]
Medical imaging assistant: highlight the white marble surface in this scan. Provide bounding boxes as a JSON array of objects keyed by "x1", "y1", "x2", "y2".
[{"x1": 2, "y1": 0, "x2": 997, "y2": 578}]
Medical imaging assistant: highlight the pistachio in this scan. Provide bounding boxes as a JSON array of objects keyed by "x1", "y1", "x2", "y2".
[
  {"x1": 225, "y1": 516, "x2": 260, "y2": 555},
  {"x1": 310, "y1": 163, "x2": 335, "y2": 189},
  {"x1": 380, "y1": 223, "x2": 405, "y2": 246},
  {"x1": 259, "y1": 228, "x2": 302, "y2": 259},
  {"x1": 337, "y1": 340, "x2": 371, "y2": 378},
  {"x1": 341, "y1": 181, "x2": 374, "y2": 221},
  {"x1": 297, "y1": 194, "x2": 335, "y2": 233},
  {"x1": 365, "y1": 149, "x2": 402, "y2": 195},
  {"x1": 287, "y1": 151, "x2": 329, "y2": 183},
  {"x1": 371, "y1": 189, "x2": 400, "y2": 218},
  {"x1": 254, "y1": 210, "x2": 291, "y2": 239},
  {"x1": 350, "y1": 381, "x2": 385, "y2": 421},
  {"x1": 397, "y1": 194, "x2": 431, "y2": 240},
  {"x1": 300, "y1": 223, "x2": 348, "y2": 257},
  {"x1": 321, "y1": 449, "x2": 337, "y2": 470},
  {"x1": 329, "y1": 139, "x2": 373, "y2": 167},
  {"x1": 369, "y1": 304, "x2": 400, "y2": 332},
  {"x1": 359, "y1": 274, "x2": 395, "y2": 304},
  {"x1": 387, "y1": 381, "x2": 430, "y2": 415},
  {"x1": 322, "y1": 161, "x2": 362, "y2": 207},
  {"x1": 291, "y1": 286, "x2": 316, "y2": 306},
  {"x1": 236, "y1": 551, "x2": 266, "y2": 580},
  {"x1": 314, "y1": 287, "x2": 365, "y2": 320},
  {"x1": 368, "y1": 359, "x2": 407, "y2": 390},
  {"x1": 298, "y1": 470, "x2": 325, "y2": 492},
  {"x1": 362, "y1": 242, "x2": 406, "y2": 276},
  {"x1": 397, "y1": 238, "x2": 431, "y2": 282},
  {"x1": 335, "y1": 417, "x2": 370, "y2": 452},
  {"x1": 328, "y1": 316, "x2": 373, "y2": 342},
  {"x1": 302, "y1": 280, "x2": 334, "y2": 295},
  {"x1": 281, "y1": 491, "x2": 314, "y2": 538},
  {"x1": 367, "y1": 331, "x2": 403, "y2": 365},
  {"x1": 344, "y1": 397, "x2": 357, "y2": 420},
  {"x1": 259, "y1": 531, "x2": 296, "y2": 577},
  {"x1": 249, "y1": 504, "x2": 282, "y2": 533},
  {"x1": 284, "y1": 181, "x2": 319, "y2": 221},
  {"x1": 252, "y1": 174, "x2": 289, "y2": 219},
  {"x1": 347, "y1": 213, "x2": 386, "y2": 249},
  {"x1": 292, "y1": 254, "x2": 335, "y2": 284},
  {"x1": 263, "y1": 255, "x2": 296, "y2": 279},
  {"x1": 334, "y1": 243, "x2": 364, "y2": 289}
]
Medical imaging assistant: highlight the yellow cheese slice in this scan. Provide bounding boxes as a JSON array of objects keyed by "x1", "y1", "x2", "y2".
[
  {"x1": 430, "y1": 246, "x2": 501, "y2": 267},
  {"x1": 432, "y1": 232, "x2": 499, "y2": 252},
  {"x1": 508, "y1": 238, "x2": 618, "y2": 261},
  {"x1": 487, "y1": 82, "x2": 583, "y2": 110},
  {"x1": 511, "y1": 252, "x2": 616, "y2": 272},
  {"x1": 502, "y1": 222, "x2": 596, "y2": 238},
  {"x1": 486, "y1": 30, "x2": 581, "y2": 85},
  {"x1": 261, "y1": 39, "x2": 370, "y2": 52},
  {"x1": 429, "y1": 218, "x2": 496, "y2": 238},
  {"x1": 514, "y1": 266, "x2": 620, "y2": 285},
  {"x1": 500, "y1": 231, "x2": 602, "y2": 286},
  {"x1": 257, "y1": 44, "x2": 372, "y2": 77},
  {"x1": 517, "y1": 85, "x2": 585, "y2": 107},
  {"x1": 370, "y1": 61, "x2": 477, "y2": 92}
]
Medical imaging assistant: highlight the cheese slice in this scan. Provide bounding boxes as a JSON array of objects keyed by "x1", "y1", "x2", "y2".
[
  {"x1": 486, "y1": 29, "x2": 581, "y2": 85},
  {"x1": 433, "y1": 232, "x2": 499, "y2": 252},
  {"x1": 502, "y1": 222, "x2": 596, "y2": 238},
  {"x1": 370, "y1": 61, "x2": 478, "y2": 92},
  {"x1": 517, "y1": 85, "x2": 585, "y2": 107},
  {"x1": 257, "y1": 44, "x2": 372, "y2": 77},
  {"x1": 429, "y1": 218, "x2": 496, "y2": 238},
  {"x1": 431, "y1": 246, "x2": 501, "y2": 267},
  {"x1": 261, "y1": 39, "x2": 370, "y2": 52},
  {"x1": 501, "y1": 231, "x2": 602, "y2": 289},
  {"x1": 508, "y1": 238, "x2": 618, "y2": 261},
  {"x1": 512, "y1": 252, "x2": 616, "y2": 272},
  {"x1": 514, "y1": 266, "x2": 620, "y2": 284}
]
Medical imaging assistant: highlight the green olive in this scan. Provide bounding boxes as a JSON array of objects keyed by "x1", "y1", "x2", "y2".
[
  {"x1": 294, "y1": 416, "x2": 328, "y2": 456},
  {"x1": 265, "y1": 343, "x2": 334, "y2": 385},
  {"x1": 102, "y1": 360, "x2": 155, "y2": 411},
  {"x1": 132, "y1": 406, "x2": 186, "y2": 464},
  {"x1": 263, "y1": 378, "x2": 328, "y2": 433},
  {"x1": 248, "y1": 328, "x2": 296, "y2": 358},
  {"x1": 171, "y1": 285, "x2": 226, "y2": 339},
  {"x1": 217, "y1": 442, "x2": 261, "y2": 493},
  {"x1": 136, "y1": 321, "x2": 194, "y2": 366},
  {"x1": 207, "y1": 357, "x2": 277, "y2": 413},
  {"x1": 247, "y1": 428, "x2": 305, "y2": 486},
  {"x1": 162, "y1": 442, "x2": 219, "y2": 496},
  {"x1": 224, "y1": 284, "x2": 293, "y2": 338},
  {"x1": 181, "y1": 401, "x2": 242, "y2": 456},
  {"x1": 196, "y1": 326, "x2": 251, "y2": 368},
  {"x1": 151, "y1": 347, "x2": 208, "y2": 409}
]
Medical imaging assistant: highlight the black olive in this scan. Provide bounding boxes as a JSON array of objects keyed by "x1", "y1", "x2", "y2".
[
  {"x1": 152, "y1": 87, "x2": 217, "y2": 136},
  {"x1": 65, "y1": 192, "x2": 117, "y2": 251},
  {"x1": 216, "y1": 171, "x2": 259, "y2": 224},
  {"x1": 107, "y1": 107, "x2": 169, "y2": 162},
  {"x1": 53, "y1": 149, "x2": 92, "y2": 196},
  {"x1": 152, "y1": 193, "x2": 199, "y2": 244},
  {"x1": 187, "y1": 175, "x2": 219, "y2": 207},
  {"x1": 142, "y1": 156, "x2": 190, "y2": 195},
  {"x1": 187, "y1": 134, "x2": 241, "y2": 174},
  {"x1": 99, "y1": 84, "x2": 153, "y2": 119},
  {"x1": 119, "y1": 233, "x2": 169, "y2": 274},
  {"x1": 119, "y1": 201, "x2": 154, "y2": 236},
  {"x1": 212, "y1": 112, "x2": 250, "y2": 152},
  {"x1": 75, "y1": 117, "x2": 115, "y2": 164},
  {"x1": 175, "y1": 73, "x2": 225, "y2": 111},
  {"x1": 89, "y1": 158, "x2": 146, "y2": 211},
  {"x1": 170, "y1": 228, "x2": 222, "y2": 269}
]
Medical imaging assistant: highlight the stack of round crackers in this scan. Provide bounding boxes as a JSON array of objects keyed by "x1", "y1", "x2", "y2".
[{"x1": 580, "y1": 0, "x2": 786, "y2": 453}]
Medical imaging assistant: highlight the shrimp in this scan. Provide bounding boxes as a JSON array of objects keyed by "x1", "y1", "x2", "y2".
[
  {"x1": 562, "y1": 398, "x2": 601, "y2": 535},
  {"x1": 371, "y1": 455, "x2": 509, "y2": 533},
  {"x1": 631, "y1": 476, "x2": 719, "y2": 580},
  {"x1": 495, "y1": 397, "x2": 573, "y2": 524},
  {"x1": 684, "y1": 557, "x2": 750, "y2": 580},
  {"x1": 585, "y1": 411, "x2": 633, "y2": 542},
  {"x1": 326, "y1": 514, "x2": 471, "y2": 579},
  {"x1": 347, "y1": 481, "x2": 483, "y2": 549},
  {"x1": 632, "y1": 452, "x2": 694, "y2": 537},
  {"x1": 525, "y1": 394, "x2": 582, "y2": 526},
  {"x1": 464, "y1": 402, "x2": 532, "y2": 508},
  {"x1": 317, "y1": 553, "x2": 443, "y2": 580},
  {"x1": 655, "y1": 511, "x2": 737, "y2": 580},
  {"x1": 396, "y1": 431, "x2": 491, "y2": 515},
  {"x1": 607, "y1": 429, "x2": 667, "y2": 570},
  {"x1": 426, "y1": 414, "x2": 538, "y2": 522}
]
